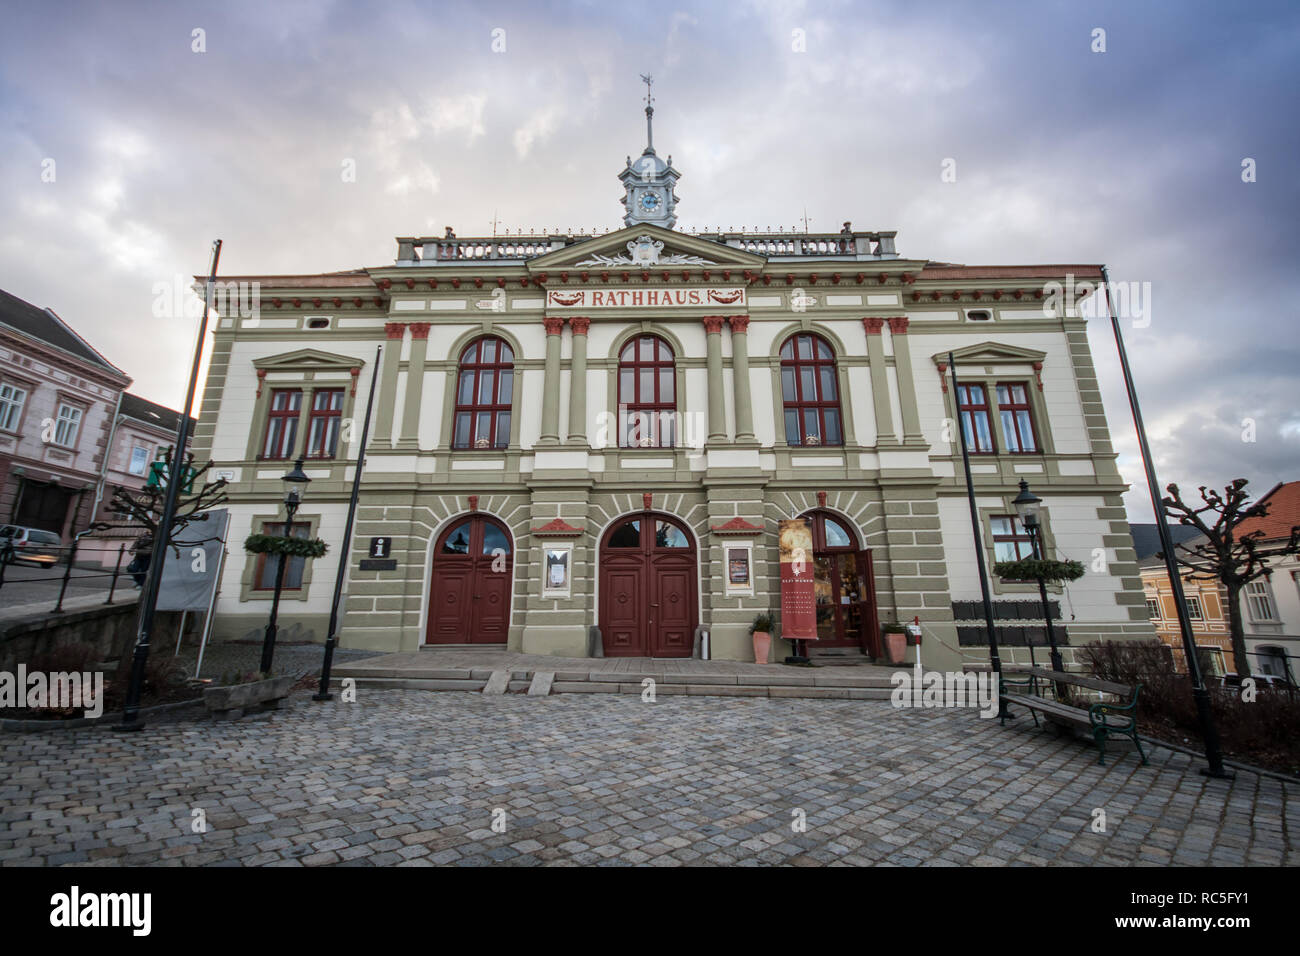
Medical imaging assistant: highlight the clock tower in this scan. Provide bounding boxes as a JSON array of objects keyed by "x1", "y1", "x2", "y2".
[{"x1": 619, "y1": 74, "x2": 680, "y2": 229}]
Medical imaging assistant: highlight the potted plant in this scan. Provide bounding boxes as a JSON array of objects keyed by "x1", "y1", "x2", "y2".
[
  {"x1": 750, "y1": 612, "x2": 774, "y2": 665},
  {"x1": 882, "y1": 621, "x2": 909, "y2": 665}
]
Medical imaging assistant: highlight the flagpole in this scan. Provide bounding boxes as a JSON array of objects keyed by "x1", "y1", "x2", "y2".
[
  {"x1": 115, "y1": 239, "x2": 221, "y2": 731},
  {"x1": 1100, "y1": 266, "x2": 1228, "y2": 778},
  {"x1": 314, "y1": 344, "x2": 382, "y2": 701}
]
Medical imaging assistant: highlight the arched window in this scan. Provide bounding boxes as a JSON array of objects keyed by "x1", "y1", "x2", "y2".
[
  {"x1": 780, "y1": 333, "x2": 843, "y2": 446},
  {"x1": 618, "y1": 334, "x2": 675, "y2": 447},
  {"x1": 453, "y1": 336, "x2": 514, "y2": 449}
]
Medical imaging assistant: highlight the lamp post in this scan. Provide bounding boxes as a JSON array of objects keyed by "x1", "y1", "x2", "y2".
[
  {"x1": 1013, "y1": 479, "x2": 1066, "y2": 675},
  {"x1": 260, "y1": 457, "x2": 310, "y2": 675}
]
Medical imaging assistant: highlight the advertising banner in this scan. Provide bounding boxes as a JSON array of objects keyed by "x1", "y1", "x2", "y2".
[
  {"x1": 778, "y1": 519, "x2": 817, "y2": 642},
  {"x1": 156, "y1": 509, "x2": 230, "y2": 612}
]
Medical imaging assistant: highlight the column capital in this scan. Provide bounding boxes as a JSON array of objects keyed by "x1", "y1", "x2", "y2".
[
  {"x1": 543, "y1": 316, "x2": 565, "y2": 336},
  {"x1": 887, "y1": 316, "x2": 910, "y2": 334},
  {"x1": 384, "y1": 321, "x2": 406, "y2": 340},
  {"x1": 727, "y1": 315, "x2": 750, "y2": 333},
  {"x1": 862, "y1": 317, "x2": 885, "y2": 335},
  {"x1": 569, "y1": 316, "x2": 591, "y2": 335},
  {"x1": 702, "y1": 315, "x2": 726, "y2": 334},
  {"x1": 407, "y1": 322, "x2": 432, "y2": 339}
]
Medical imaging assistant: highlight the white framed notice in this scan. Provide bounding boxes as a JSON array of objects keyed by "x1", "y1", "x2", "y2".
[
  {"x1": 724, "y1": 543, "x2": 754, "y2": 596},
  {"x1": 543, "y1": 545, "x2": 572, "y2": 598}
]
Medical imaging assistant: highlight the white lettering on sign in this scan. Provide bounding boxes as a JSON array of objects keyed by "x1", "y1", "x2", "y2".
[{"x1": 546, "y1": 288, "x2": 746, "y2": 309}]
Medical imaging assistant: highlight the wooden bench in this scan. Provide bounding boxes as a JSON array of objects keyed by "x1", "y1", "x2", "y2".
[{"x1": 999, "y1": 667, "x2": 1147, "y2": 766}]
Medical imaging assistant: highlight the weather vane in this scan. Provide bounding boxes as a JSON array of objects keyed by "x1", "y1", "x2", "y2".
[{"x1": 640, "y1": 73, "x2": 654, "y2": 107}]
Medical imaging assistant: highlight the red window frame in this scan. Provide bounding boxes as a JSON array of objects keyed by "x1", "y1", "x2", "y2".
[
  {"x1": 261, "y1": 389, "x2": 302, "y2": 460},
  {"x1": 991, "y1": 515, "x2": 1033, "y2": 562},
  {"x1": 780, "y1": 333, "x2": 843, "y2": 447},
  {"x1": 453, "y1": 336, "x2": 514, "y2": 450},
  {"x1": 618, "y1": 334, "x2": 676, "y2": 447},
  {"x1": 306, "y1": 388, "x2": 344, "y2": 459},
  {"x1": 995, "y1": 382, "x2": 1039, "y2": 454},
  {"x1": 957, "y1": 383, "x2": 996, "y2": 454},
  {"x1": 253, "y1": 521, "x2": 307, "y2": 590}
]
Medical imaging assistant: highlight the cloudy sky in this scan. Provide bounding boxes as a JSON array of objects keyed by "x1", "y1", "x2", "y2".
[{"x1": 2, "y1": 0, "x2": 1296, "y2": 521}]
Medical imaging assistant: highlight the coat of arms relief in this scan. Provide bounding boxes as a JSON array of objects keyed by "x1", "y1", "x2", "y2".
[{"x1": 574, "y1": 235, "x2": 714, "y2": 268}]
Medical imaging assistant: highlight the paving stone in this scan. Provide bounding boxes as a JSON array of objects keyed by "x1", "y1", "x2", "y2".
[{"x1": 0, "y1": 689, "x2": 1292, "y2": 867}]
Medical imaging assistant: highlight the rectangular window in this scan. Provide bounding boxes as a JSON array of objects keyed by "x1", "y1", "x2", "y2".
[
  {"x1": 995, "y1": 382, "x2": 1039, "y2": 453},
  {"x1": 128, "y1": 446, "x2": 151, "y2": 476},
  {"x1": 1185, "y1": 595, "x2": 1205, "y2": 621},
  {"x1": 1245, "y1": 579, "x2": 1277, "y2": 622},
  {"x1": 957, "y1": 384, "x2": 995, "y2": 453},
  {"x1": 306, "y1": 389, "x2": 344, "y2": 458},
  {"x1": 991, "y1": 515, "x2": 1033, "y2": 562},
  {"x1": 254, "y1": 521, "x2": 308, "y2": 590},
  {"x1": 54, "y1": 404, "x2": 82, "y2": 447},
  {"x1": 0, "y1": 383, "x2": 27, "y2": 431},
  {"x1": 261, "y1": 389, "x2": 302, "y2": 459},
  {"x1": 1146, "y1": 598, "x2": 1161, "y2": 620}
]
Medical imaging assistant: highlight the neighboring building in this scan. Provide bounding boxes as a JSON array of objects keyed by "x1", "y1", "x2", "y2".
[
  {"x1": 0, "y1": 289, "x2": 130, "y2": 541},
  {"x1": 1135, "y1": 525, "x2": 1235, "y2": 674},
  {"x1": 192, "y1": 97, "x2": 1154, "y2": 668},
  {"x1": 86, "y1": 392, "x2": 196, "y2": 566},
  {"x1": 1231, "y1": 480, "x2": 1300, "y2": 682}
]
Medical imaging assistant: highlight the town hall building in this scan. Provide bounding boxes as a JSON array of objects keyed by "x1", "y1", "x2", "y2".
[{"x1": 192, "y1": 95, "x2": 1154, "y2": 671}]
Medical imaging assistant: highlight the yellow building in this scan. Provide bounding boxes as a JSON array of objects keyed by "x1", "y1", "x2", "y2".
[{"x1": 1133, "y1": 524, "x2": 1234, "y2": 673}]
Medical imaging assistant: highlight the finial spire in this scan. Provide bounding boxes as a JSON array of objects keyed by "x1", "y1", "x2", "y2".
[{"x1": 639, "y1": 73, "x2": 655, "y2": 154}]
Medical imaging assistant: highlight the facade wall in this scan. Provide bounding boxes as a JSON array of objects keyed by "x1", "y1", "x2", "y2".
[{"x1": 193, "y1": 228, "x2": 1154, "y2": 665}]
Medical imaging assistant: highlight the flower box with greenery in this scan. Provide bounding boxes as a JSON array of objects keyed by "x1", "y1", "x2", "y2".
[
  {"x1": 202, "y1": 670, "x2": 296, "y2": 719},
  {"x1": 749, "y1": 612, "x2": 774, "y2": 665},
  {"x1": 992, "y1": 557, "x2": 1086, "y2": 584}
]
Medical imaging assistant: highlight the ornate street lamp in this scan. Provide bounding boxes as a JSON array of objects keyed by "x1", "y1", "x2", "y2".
[
  {"x1": 1013, "y1": 479, "x2": 1066, "y2": 675},
  {"x1": 260, "y1": 457, "x2": 311, "y2": 674}
]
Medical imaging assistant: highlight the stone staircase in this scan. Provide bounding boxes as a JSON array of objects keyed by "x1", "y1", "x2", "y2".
[{"x1": 329, "y1": 660, "x2": 895, "y2": 700}]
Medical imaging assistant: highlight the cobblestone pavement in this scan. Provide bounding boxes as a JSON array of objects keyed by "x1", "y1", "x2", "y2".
[{"x1": 1, "y1": 690, "x2": 1295, "y2": 867}]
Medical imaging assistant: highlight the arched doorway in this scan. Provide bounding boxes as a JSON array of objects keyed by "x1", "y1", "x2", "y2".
[
  {"x1": 599, "y1": 512, "x2": 698, "y2": 658},
  {"x1": 799, "y1": 510, "x2": 880, "y2": 657},
  {"x1": 426, "y1": 514, "x2": 513, "y2": 644}
]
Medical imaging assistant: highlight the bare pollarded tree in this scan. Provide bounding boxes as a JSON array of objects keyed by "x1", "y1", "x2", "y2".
[
  {"x1": 1162, "y1": 479, "x2": 1300, "y2": 679},
  {"x1": 104, "y1": 450, "x2": 229, "y2": 556}
]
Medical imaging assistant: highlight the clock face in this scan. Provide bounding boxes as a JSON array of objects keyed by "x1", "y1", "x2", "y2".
[{"x1": 639, "y1": 191, "x2": 661, "y2": 212}]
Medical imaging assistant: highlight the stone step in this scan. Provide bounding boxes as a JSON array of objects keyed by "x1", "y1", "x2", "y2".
[{"x1": 337, "y1": 674, "x2": 893, "y2": 700}]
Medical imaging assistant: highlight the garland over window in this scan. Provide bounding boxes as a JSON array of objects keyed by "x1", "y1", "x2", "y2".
[{"x1": 244, "y1": 533, "x2": 328, "y2": 559}]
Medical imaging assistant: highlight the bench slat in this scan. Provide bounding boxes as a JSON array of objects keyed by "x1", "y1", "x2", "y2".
[{"x1": 1022, "y1": 667, "x2": 1134, "y2": 697}]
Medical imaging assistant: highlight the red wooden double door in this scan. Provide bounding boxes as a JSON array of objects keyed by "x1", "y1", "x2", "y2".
[
  {"x1": 599, "y1": 513, "x2": 698, "y2": 658},
  {"x1": 426, "y1": 515, "x2": 513, "y2": 644}
]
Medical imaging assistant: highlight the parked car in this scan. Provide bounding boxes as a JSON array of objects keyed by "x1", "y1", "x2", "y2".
[{"x1": 0, "y1": 525, "x2": 63, "y2": 569}]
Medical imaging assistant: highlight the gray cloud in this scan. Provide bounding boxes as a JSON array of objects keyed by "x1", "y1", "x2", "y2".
[{"x1": 1, "y1": 0, "x2": 1296, "y2": 521}]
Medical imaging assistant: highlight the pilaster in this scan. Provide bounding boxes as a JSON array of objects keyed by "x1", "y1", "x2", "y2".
[
  {"x1": 703, "y1": 315, "x2": 726, "y2": 443},
  {"x1": 538, "y1": 316, "x2": 565, "y2": 446},
  {"x1": 396, "y1": 322, "x2": 431, "y2": 449},
  {"x1": 374, "y1": 322, "x2": 405, "y2": 444},
  {"x1": 863, "y1": 317, "x2": 898, "y2": 447},
  {"x1": 728, "y1": 315, "x2": 755, "y2": 443},
  {"x1": 566, "y1": 317, "x2": 590, "y2": 445}
]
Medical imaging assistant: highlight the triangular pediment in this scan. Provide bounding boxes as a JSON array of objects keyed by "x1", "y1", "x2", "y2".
[
  {"x1": 254, "y1": 348, "x2": 365, "y2": 371},
  {"x1": 527, "y1": 224, "x2": 767, "y2": 271},
  {"x1": 932, "y1": 341, "x2": 1047, "y2": 366}
]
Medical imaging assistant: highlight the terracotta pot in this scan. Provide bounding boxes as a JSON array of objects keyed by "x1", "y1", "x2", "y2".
[
  {"x1": 752, "y1": 630, "x2": 772, "y2": 665},
  {"x1": 883, "y1": 630, "x2": 908, "y2": 665}
]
